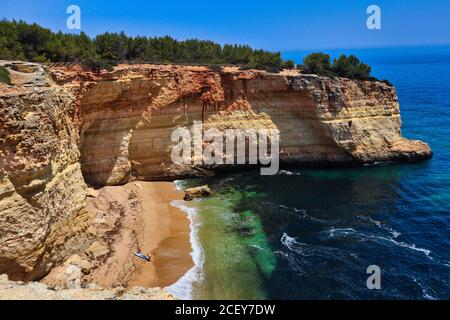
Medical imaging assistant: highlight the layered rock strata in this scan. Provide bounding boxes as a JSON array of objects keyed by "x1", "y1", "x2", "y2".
[
  {"x1": 0, "y1": 61, "x2": 90, "y2": 281},
  {"x1": 49, "y1": 64, "x2": 431, "y2": 185}
]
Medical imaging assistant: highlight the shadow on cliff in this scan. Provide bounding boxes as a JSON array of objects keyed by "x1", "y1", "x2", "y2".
[
  {"x1": 0, "y1": 258, "x2": 28, "y2": 281},
  {"x1": 79, "y1": 80, "x2": 165, "y2": 187}
]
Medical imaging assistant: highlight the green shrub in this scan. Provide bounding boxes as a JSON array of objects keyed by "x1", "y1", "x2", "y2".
[
  {"x1": 209, "y1": 64, "x2": 223, "y2": 73},
  {"x1": 0, "y1": 19, "x2": 287, "y2": 71},
  {"x1": 239, "y1": 65, "x2": 253, "y2": 71},
  {"x1": 240, "y1": 63, "x2": 282, "y2": 73},
  {"x1": 281, "y1": 60, "x2": 295, "y2": 69},
  {"x1": 332, "y1": 55, "x2": 371, "y2": 80},
  {"x1": 302, "y1": 52, "x2": 333, "y2": 76},
  {"x1": 243, "y1": 50, "x2": 283, "y2": 73},
  {"x1": 81, "y1": 57, "x2": 116, "y2": 73},
  {"x1": 301, "y1": 52, "x2": 378, "y2": 81},
  {"x1": 0, "y1": 66, "x2": 11, "y2": 85}
]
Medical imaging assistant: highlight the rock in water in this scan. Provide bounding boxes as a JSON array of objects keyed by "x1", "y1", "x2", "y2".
[{"x1": 184, "y1": 185, "x2": 213, "y2": 201}]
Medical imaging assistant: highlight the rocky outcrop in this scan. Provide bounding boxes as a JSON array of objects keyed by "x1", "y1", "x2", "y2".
[
  {"x1": 0, "y1": 274, "x2": 173, "y2": 300},
  {"x1": 287, "y1": 75, "x2": 432, "y2": 163},
  {"x1": 0, "y1": 61, "x2": 90, "y2": 281},
  {"x1": 0, "y1": 61, "x2": 432, "y2": 282},
  {"x1": 184, "y1": 185, "x2": 213, "y2": 201}
]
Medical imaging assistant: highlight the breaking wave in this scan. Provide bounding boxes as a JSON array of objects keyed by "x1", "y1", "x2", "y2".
[
  {"x1": 326, "y1": 227, "x2": 432, "y2": 258},
  {"x1": 278, "y1": 170, "x2": 302, "y2": 176},
  {"x1": 165, "y1": 199, "x2": 205, "y2": 300}
]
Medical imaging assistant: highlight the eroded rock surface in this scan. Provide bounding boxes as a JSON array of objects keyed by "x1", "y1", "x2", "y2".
[
  {"x1": 0, "y1": 274, "x2": 173, "y2": 300},
  {"x1": 0, "y1": 61, "x2": 90, "y2": 281},
  {"x1": 47, "y1": 63, "x2": 431, "y2": 185}
]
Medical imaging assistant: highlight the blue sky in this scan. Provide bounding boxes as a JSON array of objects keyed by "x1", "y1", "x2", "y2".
[{"x1": 1, "y1": 0, "x2": 449, "y2": 51}]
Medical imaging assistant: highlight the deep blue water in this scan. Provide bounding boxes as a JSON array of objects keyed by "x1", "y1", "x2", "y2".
[{"x1": 186, "y1": 46, "x2": 450, "y2": 300}]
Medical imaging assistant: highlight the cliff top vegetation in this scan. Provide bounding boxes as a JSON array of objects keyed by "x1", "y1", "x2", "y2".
[
  {"x1": 0, "y1": 19, "x2": 384, "y2": 83},
  {"x1": 0, "y1": 66, "x2": 11, "y2": 84},
  {"x1": 0, "y1": 19, "x2": 292, "y2": 73}
]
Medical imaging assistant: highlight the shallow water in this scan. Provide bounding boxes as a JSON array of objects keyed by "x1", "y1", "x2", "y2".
[{"x1": 176, "y1": 46, "x2": 450, "y2": 300}]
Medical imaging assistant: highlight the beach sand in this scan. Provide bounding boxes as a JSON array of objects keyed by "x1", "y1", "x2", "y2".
[
  {"x1": 129, "y1": 182, "x2": 194, "y2": 288},
  {"x1": 59, "y1": 181, "x2": 194, "y2": 290}
]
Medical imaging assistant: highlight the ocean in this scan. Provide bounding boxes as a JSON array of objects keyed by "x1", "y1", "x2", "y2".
[{"x1": 168, "y1": 45, "x2": 450, "y2": 300}]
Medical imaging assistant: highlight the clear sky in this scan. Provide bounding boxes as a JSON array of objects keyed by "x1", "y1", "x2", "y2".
[{"x1": 1, "y1": 0, "x2": 449, "y2": 51}]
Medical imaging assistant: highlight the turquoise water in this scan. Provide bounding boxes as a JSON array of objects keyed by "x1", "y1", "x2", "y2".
[{"x1": 180, "y1": 46, "x2": 450, "y2": 300}]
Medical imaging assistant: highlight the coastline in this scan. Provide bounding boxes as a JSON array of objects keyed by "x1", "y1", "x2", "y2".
[
  {"x1": 128, "y1": 181, "x2": 194, "y2": 288},
  {"x1": 166, "y1": 192, "x2": 205, "y2": 300}
]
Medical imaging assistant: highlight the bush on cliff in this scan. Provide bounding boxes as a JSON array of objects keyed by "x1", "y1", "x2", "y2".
[
  {"x1": 209, "y1": 64, "x2": 223, "y2": 73},
  {"x1": 301, "y1": 52, "x2": 375, "y2": 81},
  {"x1": 332, "y1": 55, "x2": 371, "y2": 80},
  {"x1": 302, "y1": 52, "x2": 333, "y2": 76},
  {"x1": 81, "y1": 57, "x2": 116, "y2": 73},
  {"x1": 241, "y1": 50, "x2": 284, "y2": 73},
  {"x1": 0, "y1": 66, "x2": 11, "y2": 85},
  {"x1": 282, "y1": 60, "x2": 296, "y2": 69}
]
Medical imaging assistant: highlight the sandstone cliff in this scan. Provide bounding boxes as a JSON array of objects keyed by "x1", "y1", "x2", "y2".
[
  {"x1": 0, "y1": 61, "x2": 431, "y2": 283},
  {"x1": 0, "y1": 61, "x2": 90, "y2": 281},
  {"x1": 49, "y1": 63, "x2": 431, "y2": 185}
]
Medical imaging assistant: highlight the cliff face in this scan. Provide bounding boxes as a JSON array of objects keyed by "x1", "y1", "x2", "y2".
[
  {"x1": 0, "y1": 62, "x2": 90, "y2": 280},
  {"x1": 0, "y1": 61, "x2": 432, "y2": 281},
  {"x1": 51, "y1": 64, "x2": 430, "y2": 185}
]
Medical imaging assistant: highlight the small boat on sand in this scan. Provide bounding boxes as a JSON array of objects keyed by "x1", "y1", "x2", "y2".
[{"x1": 134, "y1": 252, "x2": 151, "y2": 262}]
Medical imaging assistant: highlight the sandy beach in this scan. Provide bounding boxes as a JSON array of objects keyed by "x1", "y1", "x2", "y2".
[
  {"x1": 54, "y1": 181, "x2": 195, "y2": 291},
  {"x1": 129, "y1": 182, "x2": 194, "y2": 288}
]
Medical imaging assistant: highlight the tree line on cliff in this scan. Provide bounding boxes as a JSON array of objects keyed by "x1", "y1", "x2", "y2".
[
  {"x1": 302, "y1": 52, "x2": 372, "y2": 81},
  {"x1": 0, "y1": 19, "x2": 383, "y2": 83},
  {"x1": 0, "y1": 20, "x2": 290, "y2": 72},
  {"x1": 301, "y1": 52, "x2": 392, "y2": 85}
]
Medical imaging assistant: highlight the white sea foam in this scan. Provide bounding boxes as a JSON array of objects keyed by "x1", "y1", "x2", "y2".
[
  {"x1": 249, "y1": 244, "x2": 269, "y2": 252},
  {"x1": 363, "y1": 161, "x2": 383, "y2": 167},
  {"x1": 277, "y1": 204, "x2": 326, "y2": 223},
  {"x1": 382, "y1": 237, "x2": 432, "y2": 257},
  {"x1": 279, "y1": 235, "x2": 310, "y2": 273},
  {"x1": 273, "y1": 250, "x2": 290, "y2": 259},
  {"x1": 281, "y1": 233, "x2": 301, "y2": 252},
  {"x1": 165, "y1": 199, "x2": 205, "y2": 300},
  {"x1": 278, "y1": 170, "x2": 302, "y2": 176},
  {"x1": 278, "y1": 204, "x2": 306, "y2": 214},
  {"x1": 328, "y1": 227, "x2": 358, "y2": 238},
  {"x1": 327, "y1": 227, "x2": 432, "y2": 258},
  {"x1": 360, "y1": 216, "x2": 402, "y2": 238},
  {"x1": 410, "y1": 275, "x2": 437, "y2": 300},
  {"x1": 361, "y1": 232, "x2": 432, "y2": 258},
  {"x1": 173, "y1": 180, "x2": 184, "y2": 191}
]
